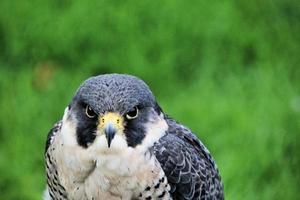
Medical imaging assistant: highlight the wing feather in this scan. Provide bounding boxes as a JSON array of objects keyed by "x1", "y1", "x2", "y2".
[{"x1": 153, "y1": 117, "x2": 224, "y2": 200}]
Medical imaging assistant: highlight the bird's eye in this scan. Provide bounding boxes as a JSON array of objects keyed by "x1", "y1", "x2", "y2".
[
  {"x1": 126, "y1": 107, "x2": 139, "y2": 120},
  {"x1": 85, "y1": 105, "x2": 96, "y2": 118}
]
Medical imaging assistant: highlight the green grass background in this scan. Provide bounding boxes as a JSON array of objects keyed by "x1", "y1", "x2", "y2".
[{"x1": 0, "y1": 0, "x2": 299, "y2": 199}]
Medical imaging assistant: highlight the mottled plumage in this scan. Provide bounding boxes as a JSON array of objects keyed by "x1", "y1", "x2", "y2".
[
  {"x1": 45, "y1": 121, "x2": 68, "y2": 200},
  {"x1": 44, "y1": 74, "x2": 224, "y2": 200},
  {"x1": 153, "y1": 117, "x2": 223, "y2": 199}
]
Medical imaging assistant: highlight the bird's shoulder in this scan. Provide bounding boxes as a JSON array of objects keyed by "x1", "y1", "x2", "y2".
[
  {"x1": 45, "y1": 120, "x2": 62, "y2": 153},
  {"x1": 44, "y1": 120, "x2": 68, "y2": 200},
  {"x1": 153, "y1": 117, "x2": 224, "y2": 199}
]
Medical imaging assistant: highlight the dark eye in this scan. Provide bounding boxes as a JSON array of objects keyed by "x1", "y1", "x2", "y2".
[
  {"x1": 126, "y1": 107, "x2": 139, "y2": 120},
  {"x1": 85, "y1": 105, "x2": 96, "y2": 118}
]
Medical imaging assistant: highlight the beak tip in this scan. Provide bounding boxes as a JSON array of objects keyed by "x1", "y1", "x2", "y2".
[
  {"x1": 107, "y1": 141, "x2": 112, "y2": 148},
  {"x1": 105, "y1": 123, "x2": 116, "y2": 148}
]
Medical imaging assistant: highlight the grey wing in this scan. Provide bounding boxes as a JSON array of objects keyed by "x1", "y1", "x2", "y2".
[
  {"x1": 45, "y1": 121, "x2": 68, "y2": 200},
  {"x1": 153, "y1": 118, "x2": 224, "y2": 200}
]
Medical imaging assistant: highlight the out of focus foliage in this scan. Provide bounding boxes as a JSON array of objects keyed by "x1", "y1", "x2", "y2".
[{"x1": 0, "y1": 0, "x2": 299, "y2": 199}]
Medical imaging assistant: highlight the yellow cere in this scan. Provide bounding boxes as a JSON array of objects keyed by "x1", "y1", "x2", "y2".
[{"x1": 98, "y1": 112, "x2": 124, "y2": 132}]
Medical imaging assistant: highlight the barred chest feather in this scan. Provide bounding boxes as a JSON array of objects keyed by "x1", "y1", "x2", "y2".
[{"x1": 85, "y1": 147, "x2": 171, "y2": 200}]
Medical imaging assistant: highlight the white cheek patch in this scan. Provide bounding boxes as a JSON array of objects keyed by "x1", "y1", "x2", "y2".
[
  {"x1": 62, "y1": 106, "x2": 69, "y2": 121},
  {"x1": 136, "y1": 114, "x2": 168, "y2": 152},
  {"x1": 61, "y1": 107, "x2": 78, "y2": 146}
]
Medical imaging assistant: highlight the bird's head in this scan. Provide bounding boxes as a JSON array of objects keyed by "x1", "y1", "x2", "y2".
[{"x1": 61, "y1": 74, "x2": 168, "y2": 153}]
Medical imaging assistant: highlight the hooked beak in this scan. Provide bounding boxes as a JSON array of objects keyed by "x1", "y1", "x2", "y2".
[
  {"x1": 98, "y1": 112, "x2": 124, "y2": 148},
  {"x1": 105, "y1": 123, "x2": 116, "y2": 148}
]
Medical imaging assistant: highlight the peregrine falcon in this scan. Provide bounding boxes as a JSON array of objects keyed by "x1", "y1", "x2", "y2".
[{"x1": 44, "y1": 74, "x2": 224, "y2": 200}]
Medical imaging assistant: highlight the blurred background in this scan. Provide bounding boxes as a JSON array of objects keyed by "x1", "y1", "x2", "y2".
[{"x1": 0, "y1": 0, "x2": 299, "y2": 199}]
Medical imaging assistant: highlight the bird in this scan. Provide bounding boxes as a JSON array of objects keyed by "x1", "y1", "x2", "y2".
[{"x1": 44, "y1": 74, "x2": 224, "y2": 200}]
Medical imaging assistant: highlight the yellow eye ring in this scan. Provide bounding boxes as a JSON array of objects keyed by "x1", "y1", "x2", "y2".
[{"x1": 126, "y1": 107, "x2": 139, "y2": 120}]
